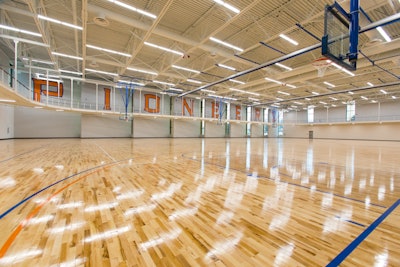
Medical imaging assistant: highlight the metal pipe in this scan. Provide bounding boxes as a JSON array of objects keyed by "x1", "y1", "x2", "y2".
[
  {"x1": 359, "y1": 50, "x2": 399, "y2": 79},
  {"x1": 259, "y1": 42, "x2": 286, "y2": 55}
]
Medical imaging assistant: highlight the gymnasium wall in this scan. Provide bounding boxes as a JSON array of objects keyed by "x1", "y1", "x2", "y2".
[
  {"x1": 133, "y1": 117, "x2": 170, "y2": 138},
  {"x1": 251, "y1": 124, "x2": 264, "y2": 137},
  {"x1": 205, "y1": 121, "x2": 225, "y2": 137},
  {"x1": 81, "y1": 114, "x2": 131, "y2": 138},
  {"x1": 230, "y1": 123, "x2": 246, "y2": 137},
  {"x1": 0, "y1": 104, "x2": 14, "y2": 139},
  {"x1": 172, "y1": 119, "x2": 201, "y2": 137},
  {"x1": 14, "y1": 106, "x2": 81, "y2": 138}
]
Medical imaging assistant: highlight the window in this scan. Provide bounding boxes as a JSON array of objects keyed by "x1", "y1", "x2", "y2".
[
  {"x1": 307, "y1": 106, "x2": 314, "y2": 123},
  {"x1": 346, "y1": 101, "x2": 355, "y2": 121},
  {"x1": 263, "y1": 108, "x2": 268, "y2": 136},
  {"x1": 246, "y1": 106, "x2": 251, "y2": 136}
]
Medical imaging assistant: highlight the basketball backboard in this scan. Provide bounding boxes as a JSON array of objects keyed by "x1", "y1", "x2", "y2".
[{"x1": 322, "y1": 3, "x2": 357, "y2": 71}]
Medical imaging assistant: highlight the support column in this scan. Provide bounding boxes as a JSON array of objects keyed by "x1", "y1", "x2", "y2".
[
  {"x1": 13, "y1": 40, "x2": 18, "y2": 90},
  {"x1": 349, "y1": 0, "x2": 360, "y2": 63}
]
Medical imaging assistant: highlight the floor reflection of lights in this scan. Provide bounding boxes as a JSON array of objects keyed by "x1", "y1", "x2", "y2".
[{"x1": 0, "y1": 249, "x2": 43, "y2": 265}]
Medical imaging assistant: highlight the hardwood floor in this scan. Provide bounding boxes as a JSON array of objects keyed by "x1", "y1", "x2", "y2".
[{"x1": 0, "y1": 138, "x2": 399, "y2": 266}]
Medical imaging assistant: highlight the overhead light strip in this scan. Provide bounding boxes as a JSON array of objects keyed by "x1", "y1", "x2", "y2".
[
  {"x1": 187, "y1": 79, "x2": 202, "y2": 84},
  {"x1": 279, "y1": 34, "x2": 298, "y2": 46},
  {"x1": 376, "y1": 26, "x2": 391, "y2": 42},
  {"x1": 265, "y1": 77, "x2": 296, "y2": 88},
  {"x1": 59, "y1": 69, "x2": 83, "y2": 75},
  {"x1": 127, "y1": 67, "x2": 157, "y2": 75},
  {"x1": 217, "y1": 64, "x2": 236, "y2": 71},
  {"x1": 172, "y1": 65, "x2": 200, "y2": 74},
  {"x1": 85, "y1": 68, "x2": 118, "y2": 76},
  {"x1": 0, "y1": 24, "x2": 41, "y2": 37},
  {"x1": 208, "y1": 94, "x2": 237, "y2": 101},
  {"x1": 213, "y1": 0, "x2": 240, "y2": 14},
  {"x1": 153, "y1": 80, "x2": 175, "y2": 86},
  {"x1": 144, "y1": 42, "x2": 183, "y2": 56},
  {"x1": 201, "y1": 89, "x2": 215, "y2": 93},
  {"x1": 38, "y1": 15, "x2": 82, "y2": 30},
  {"x1": 107, "y1": 0, "x2": 157, "y2": 19},
  {"x1": 229, "y1": 79, "x2": 245, "y2": 85},
  {"x1": 330, "y1": 62, "x2": 355, "y2": 76},
  {"x1": 86, "y1": 44, "x2": 131, "y2": 57},
  {"x1": 118, "y1": 80, "x2": 145, "y2": 86},
  {"x1": 210, "y1": 37, "x2": 243, "y2": 52},
  {"x1": 277, "y1": 90, "x2": 290, "y2": 96},
  {"x1": 323, "y1": 81, "x2": 335, "y2": 87},
  {"x1": 275, "y1": 63, "x2": 293, "y2": 71},
  {"x1": 52, "y1": 52, "x2": 83, "y2": 60},
  {"x1": 229, "y1": 88, "x2": 259, "y2": 96}
]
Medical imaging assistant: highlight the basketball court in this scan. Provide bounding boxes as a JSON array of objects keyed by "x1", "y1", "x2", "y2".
[{"x1": 1, "y1": 0, "x2": 400, "y2": 266}]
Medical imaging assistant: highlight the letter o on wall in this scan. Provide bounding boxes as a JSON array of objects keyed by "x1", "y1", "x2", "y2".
[{"x1": 144, "y1": 94, "x2": 160, "y2": 113}]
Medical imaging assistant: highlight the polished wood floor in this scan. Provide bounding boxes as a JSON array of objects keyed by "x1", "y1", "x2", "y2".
[{"x1": 0, "y1": 138, "x2": 399, "y2": 266}]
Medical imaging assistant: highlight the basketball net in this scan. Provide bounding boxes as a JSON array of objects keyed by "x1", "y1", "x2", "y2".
[{"x1": 312, "y1": 57, "x2": 331, "y2": 77}]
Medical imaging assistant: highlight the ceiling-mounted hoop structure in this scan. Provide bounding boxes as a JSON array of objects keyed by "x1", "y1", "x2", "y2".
[{"x1": 312, "y1": 57, "x2": 331, "y2": 77}]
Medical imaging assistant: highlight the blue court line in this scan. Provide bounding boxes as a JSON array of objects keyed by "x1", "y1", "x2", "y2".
[
  {"x1": 0, "y1": 158, "x2": 131, "y2": 220},
  {"x1": 326, "y1": 198, "x2": 400, "y2": 267},
  {"x1": 0, "y1": 144, "x2": 48, "y2": 164},
  {"x1": 335, "y1": 216, "x2": 366, "y2": 228}
]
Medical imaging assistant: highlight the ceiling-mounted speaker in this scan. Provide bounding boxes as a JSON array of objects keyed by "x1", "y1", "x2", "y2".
[{"x1": 93, "y1": 12, "x2": 109, "y2": 27}]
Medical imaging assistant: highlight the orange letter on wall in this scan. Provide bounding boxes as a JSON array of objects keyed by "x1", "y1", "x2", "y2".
[
  {"x1": 235, "y1": 105, "x2": 241, "y2": 120},
  {"x1": 182, "y1": 99, "x2": 194, "y2": 116},
  {"x1": 104, "y1": 88, "x2": 111, "y2": 110},
  {"x1": 144, "y1": 94, "x2": 160, "y2": 113},
  {"x1": 255, "y1": 108, "x2": 261, "y2": 121},
  {"x1": 212, "y1": 102, "x2": 219, "y2": 118}
]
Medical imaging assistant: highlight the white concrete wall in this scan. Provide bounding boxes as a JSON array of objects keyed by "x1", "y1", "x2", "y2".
[
  {"x1": 81, "y1": 114, "x2": 132, "y2": 138},
  {"x1": 173, "y1": 119, "x2": 201, "y2": 137},
  {"x1": 230, "y1": 123, "x2": 246, "y2": 137},
  {"x1": 251, "y1": 124, "x2": 264, "y2": 137},
  {"x1": 133, "y1": 117, "x2": 170, "y2": 138},
  {"x1": 284, "y1": 122, "x2": 400, "y2": 141},
  {"x1": 205, "y1": 121, "x2": 225, "y2": 137},
  {"x1": 0, "y1": 104, "x2": 14, "y2": 139},
  {"x1": 14, "y1": 106, "x2": 81, "y2": 138}
]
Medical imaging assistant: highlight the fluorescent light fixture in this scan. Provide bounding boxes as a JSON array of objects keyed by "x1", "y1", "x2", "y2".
[
  {"x1": 86, "y1": 44, "x2": 131, "y2": 57},
  {"x1": 265, "y1": 77, "x2": 282, "y2": 85},
  {"x1": 0, "y1": 24, "x2": 41, "y2": 37},
  {"x1": 187, "y1": 79, "x2": 202, "y2": 84},
  {"x1": 361, "y1": 96, "x2": 368, "y2": 100},
  {"x1": 275, "y1": 63, "x2": 293, "y2": 71},
  {"x1": 348, "y1": 91, "x2": 354, "y2": 95},
  {"x1": 0, "y1": 99, "x2": 16, "y2": 103},
  {"x1": 305, "y1": 98, "x2": 311, "y2": 101},
  {"x1": 286, "y1": 84, "x2": 296, "y2": 88},
  {"x1": 208, "y1": 94, "x2": 237, "y2": 101},
  {"x1": 392, "y1": 95, "x2": 397, "y2": 99},
  {"x1": 168, "y1": 88, "x2": 183, "y2": 92},
  {"x1": 377, "y1": 26, "x2": 391, "y2": 42},
  {"x1": 279, "y1": 34, "x2": 298, "y2": 46},
  {"x1": 38, "y1": 15, "x2": 82, "y2": 30},
  {"x1": 332, "y1": 104, "x2": 337, "y2": 107},
  {"x1": 276, "y1": 97, "x2": 283, "y2": 101},
  {"x1": 172, "y1": 65, "x2": 200, "y2": 74},
  {"x1": 144, "y1": 42, "x2": 183, "y2": 56},
  {"x1": 331, "y1": 62, "x2": 355, "y2": 76},
  {"x1": 127, "y1": 67, "x2": 157, "y2": 75},
  {"x1": 278, "y1": 91, "x2": 290, "y2": 96},
  {"x1": 213, "y1": 0, "x2": 240, "y2": 14},
  {"x1": 229, "y1": 88, "x2": 260, "y2": 96},
  {"x1": 293, "y1": 101, "x2": 303, "y2": 105},
  {"x1": 107, "y1": 0, "x2": 157, "y2": 19},
  {"x1": 380, "y1": 89, "x2": 387, "y2": 94},
  {"x1": 271, "y1": 104, "x2": 280, "y2": 107},
  {"x1": 329, "y1": 97, "x2": 338, "y2": 101},
  {"x1": 367, "y1": 82, "x2": 374, "y2": 87},
  {"x1": 118, "y1": 80, "x2": 145, "y2": 86},
  {"x1": 323, "y1": 81, "x2": 335, "y2": 87},
  {"x1": 311, "y1": 91, "x2": 319, "y2": 95},
  {"x1": 371, "y1": 100, "x2": 377, "y2": 103},
  {"x1": 85, "y1": 68, "x2": 118, "y2": 76},
  {"x1": 210, "y1": 37, "x2": 243, "y2": 52},
  {"x1": 229, "y1": 79, "x2": 245, "y2": 85},
  {"x1": 26, "y1": 58, "x2": 54, "y2": 65},
  {"x1": 59, "y1": 69, "x2": 82, "y2": 75},
  {"x1": 248, "y1": 97, "x2": 259, "y2": 101},
  {"x1": 217, "y1": 64, "x2": 236, "y2": 71},
  {"x1": 201, "y1": 89, "x2": 215, "y2": 93},
  {"x1": 52, "y1": 52, "x2": 82, "y2": 60},
  {"x1": 153, "y1": 80, "x2": 175, "y2": 86},
  {"x1": 319, "y1": 101, "x2": 327, "y2": 104},
  {"x1": 342, "y1": 101, "x2": 347, "y2": 104}
]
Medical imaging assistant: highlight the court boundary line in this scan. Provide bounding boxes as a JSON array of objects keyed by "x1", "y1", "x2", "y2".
[{"x1": 326, "y1": 198, "x2": 400, "y2": 266}]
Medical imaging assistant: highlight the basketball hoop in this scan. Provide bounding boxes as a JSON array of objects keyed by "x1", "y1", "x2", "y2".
[{"x1": 312, "y1": 57, "x2": 331, "y2": 77}]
